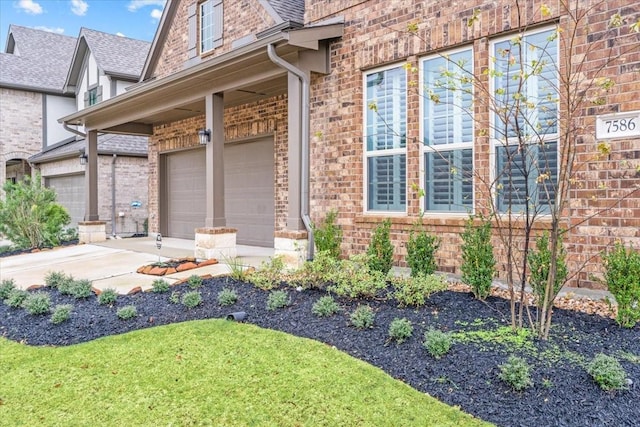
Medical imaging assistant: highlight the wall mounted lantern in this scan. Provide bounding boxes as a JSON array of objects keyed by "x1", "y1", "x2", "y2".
[
  {"x1": 79, "y1": 149, "x2": 88, "y2": 165},
  {"x1": 198, "y1": 128, "x2": 211, "y2": 145}
]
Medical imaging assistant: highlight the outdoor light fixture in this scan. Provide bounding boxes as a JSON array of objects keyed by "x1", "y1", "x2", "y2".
[
  {"x1": 79, "y1": 149, "x2": 88, "y2": 165},
  {"x1": 198, "y1": 128, "x2": 211, "y2": 145}
]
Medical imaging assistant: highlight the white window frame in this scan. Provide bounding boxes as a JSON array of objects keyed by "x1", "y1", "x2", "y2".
[
  {"x1": 419, "y1": 46, "x2": 475, "y2": 216},
  {"x1": 363, "y1": 63, "x2": 408, "y2": 215},
  {"x1": 489, "y1": 26, "x2": 560, "y2": 215},
  {"x1": 200, "y1": 0, "x2": 215, "y2": 54}
]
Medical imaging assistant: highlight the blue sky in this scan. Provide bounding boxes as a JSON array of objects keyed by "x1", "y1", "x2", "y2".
[{"x1": 0, "y1": 0, "x2": 165, "y2": 49}]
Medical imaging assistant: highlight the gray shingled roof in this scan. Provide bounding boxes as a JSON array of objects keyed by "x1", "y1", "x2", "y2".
[
  {"x1": 29, "y1": 134, "x2": 148, "y2": 163},
  {"x1": 79, "y1": 28, "x2": 151, "y2": 78},
  {"x1": 268, "y1": 0, "x2": 304, "y2": 24},
  {"x1": 0, "y1": 25, "x2": 76, "y2": 93}
]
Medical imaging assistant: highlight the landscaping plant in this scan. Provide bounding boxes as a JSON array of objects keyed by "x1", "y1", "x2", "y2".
[
  {"x1": 44, "y1": 271, "x2": 71, "y2": 290},
  {"x1": 388, "y1": 318, "x2": 413, "y2": 344},
  {"x1": 50, "y1": 304, "x2": 73, "y2": 324},
  {"x1": 187, "y1": 275, "x2": 203, "y2": 289},
  {"x1": 312, "y1": 209, "x2": 343, "y2": 259},
  {"x1": 311, "y1": 295, "x2": 340, "y2": 317},
  {"x1": 498, "y1": 356, "x2": 533, "y2": 391},
  {"x1": 117, "y1": 305, "x2": 137, "y2": 320},
  {"x1": 366, "y1": 219, "x2": 394, "y2": 274},
  {"x1": 423, "y1": 328, "x2": 452, "y2": 359},
  {"x1": 528, "y1": 231, "x2": 567, "y2": 313},
  {"x1": 248, "y1": 256, "x2": 285, "y2": 290},
  {"x1": 350, "y1": 305, "x2": 375, "y2": 329},
  {"x1": 266, "y1": 290, "x2": 290, "y2": 311},
  {"x1": 152, "y1": 278, "x2": 170, "y2": 293},
  {"x1": 22, "y1": 292, "x2": 51, "y2": 315},
  {"x1": 392, "y1": 273, "x2": 447, "y2": 307},
  {"x1": 587, "y1": 353, "x2": 628, "y2": 391},
  {"x1": 328, "y1": 254, "x2": 387, "y2": 299},
  {"x1": 288, "y1": 250, "x2": 338, "y2": 290},
  {"x1": 406, "y1": 225, "x2": 439, "y2": 277},
  {"x1": 460, "y1": 215, "x2": 496, "y2": 300},
  {"x1": 217, "y1": 288, "x2": 238, "y2": 306},
  {"x1": 4, "y1": 289, "x2": 28, "y2": 308},
  {"x1": 603, "y1": 242, "x2": 640, "y2": 328},
  {"x1": 68, "y1": 279, "x2": 93, "y2": 299},
  {"x1": 0, "y1": 279, "x2": 16, "y2": 300},
  {"x1": 97, "y1": 289, "x2": 118, "y2": 305},
  {"x1": 181, "y1": 291, "x2": 203, "y2": 309}
]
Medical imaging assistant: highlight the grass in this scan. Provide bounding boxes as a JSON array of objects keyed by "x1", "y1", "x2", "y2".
[{"x1": 0, "y1": 320, "x2": 490, "y2": 426}]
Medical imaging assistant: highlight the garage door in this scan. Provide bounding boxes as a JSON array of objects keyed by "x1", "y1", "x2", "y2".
[
  {"x1": 46, "y1": 174, "x2": 85, "y2": 228},
  {"x1": 225, "y1": 138, "x2": 274, "y2": 247},
  {"x1": 164, "y1": 149, "x2": 206, "y2": 239}
]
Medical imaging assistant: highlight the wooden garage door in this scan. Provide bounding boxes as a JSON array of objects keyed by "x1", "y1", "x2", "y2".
[
  {"x1": 164, "y1": 149, "x2": 206, "y2": 239},
  {"x1": 225, "y1": 138, "x2": 274, "y2": 247},
  {"x1": 46, "y1": 174, "x2": 85, "y2": 228}
]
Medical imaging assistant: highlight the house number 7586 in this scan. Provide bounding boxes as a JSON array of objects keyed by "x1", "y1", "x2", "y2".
[
  {"x1": 605, "y1": 118, "x2": 636, "y2": 133},
  {"x1": 596, "y1": 111, "x2": 640, "y2": 140}
]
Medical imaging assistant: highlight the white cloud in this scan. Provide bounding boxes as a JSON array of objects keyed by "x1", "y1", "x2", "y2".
[
  {"x1": 116, "y1": 32, "x2": 126, "y2": 37},
  {"x1": 127, "y1": 0, "x2": 166, "y2": 12},
  {"x1": 150, "y1": 8, "x2": 162, "y2": 20},
  {"x1": 70, "y1": 0, "x2": 88, "y2": 16},
  {"x1": 34, "y1": 26, "x2": 65, "y2": 34},
  {"x1": 16, "y1": 0, "x2": 43, "y2": 15}
]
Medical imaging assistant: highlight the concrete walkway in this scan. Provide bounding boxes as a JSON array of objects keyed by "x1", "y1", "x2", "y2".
[{"x1": 0, "y1": 237, "x2": 273, "y2": 294}]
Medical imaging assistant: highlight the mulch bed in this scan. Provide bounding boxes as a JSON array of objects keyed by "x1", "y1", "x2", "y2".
[
  {"x1": 1, "y1": 277, "x2": 637, "y2": 427},
  {"x1": 0, "y1": 240, "x2": 79, "y2": 258}
]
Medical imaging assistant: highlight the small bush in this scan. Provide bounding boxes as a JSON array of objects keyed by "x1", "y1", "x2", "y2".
[
  {"x1": 50, "y1": 304, "x2": 73, "y2": 324},
  {"x1": 587, "y1": 354, "x2": 628, "y2": 391},
  {"x1": 44, "y1": 271, "x2": 69, "y2": 289},
  {"x1": 181, "y1": 291, "x2": 202, "y2": 309},
  {"x1": 288, "y1": 251, "x2": 338, "y2": 290},
  {"x1": 248, "y1": 256, "x2": 285, "y2": 290},
  {"x1": 22, "y1": 292, "x2": 51, "y2": 315},
  {"x1": 117, "y1": 305, "x2": 137, "y2": 320},
  {"x1": 97, "y1": 288, "x2": 118, "y2": 305},
  {"x1": 423, "y1": 328, "x2": 452, "y2": 359},
  {"x1": 169, "y1": 291, "x2": 181, "y2": 304},
  {"x1": 366, "y1": 219, "x2": 394, "y2": 274},
  {"x1": 461, "y1": 215, "x2": 496, "y2": 300},
  {"x1": 350, "y1": 305, "x2": 375, "y2": 329},
  {"x1": 603, "y1": 242, "x2": 640, "y2": 328},
  {"x1": 152, "y1": 279, "x2": 170, "y2": 293},
  {"x1": 187, "y1": 275, "x2": 203, "y2": 289},
  {"x1": 217, "y1": 288, "x2": 238, "y2": 306},
  {"x1": 406, "y1": 226, "x2": 439, "y2": 277},
  {"x1": 328, "y1": 254, "x2": 387, "y2": 299},
  {"x1": 224, "y1": 256, "x2": 248, "y2": 282},
  {"x1": 312, "y1": 209, "x2": 343, "y2": 259},
  {"x1": 266, "y1": 290, "x2": 290, "y2": 311},
  {"x1": 4, "y1": 289, "x2": 28, "y2": 308},
  {"x1": 68, "y1": 279, "x2": 92, "y2": 299},
  {"x1": 498, "y1": 356, "x2": 533, "y2": 391},
  {"x1": 392, "y1": 273, "x2": 447, "y2": 307},
  {"x1": 52, "y1": 274, "x2": 75, "y2": 295},
  {"x1": 528, "y1": 231, "x2": 567, "y2": 308},
  {"x1": 0, "y1": 279, "x2": 16, "y2": 300},
  {"x1": 388, "y1": 318, "x2": 413, "y2": 344},
  {"x1": 312, "y1": 295, "x2": 340, "y2": 317}
]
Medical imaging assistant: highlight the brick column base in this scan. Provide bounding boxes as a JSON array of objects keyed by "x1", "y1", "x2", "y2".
[
  {"x1": 274, "y1": 230, "x2": 309, "y2": 270},
  {"x1": 195, "y1": 227, "x2": 237, "y2": 260},
  {"x1": 78, "y1": 221, "x2": 107, "y2": 243}
]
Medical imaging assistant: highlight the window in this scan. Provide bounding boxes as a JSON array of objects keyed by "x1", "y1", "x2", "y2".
[
  {"x1": 422, "y1": 49, "x2": 474, "y2": 212},
  {"x1": 365, "y1": 66, "x2": 407, "y2": 212},
  {"x1": 88, "y1": 87, "x2": 98, "y2": 106},
  {"x1": 84, "y1": 85, "x2": 102, "y2": 107},
  {"x1": 200, "y1": 0, "x2": 223, "y2": 53},
  {"x1": 491, "y1": 28, "x2": 559, "y2": 213}
]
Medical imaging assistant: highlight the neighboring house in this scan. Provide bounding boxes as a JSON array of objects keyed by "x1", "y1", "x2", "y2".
[
  {"x1": 60, "y1": 0, "x2": 639, "y2": 288},
  {"x1": 0, "y1": 25, "x2": 151, "y2": 235}
]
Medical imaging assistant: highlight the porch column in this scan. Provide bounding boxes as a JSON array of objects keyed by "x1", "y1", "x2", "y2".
[
  {"x1": 85, "y1": 129, "x2": 99, "y2": 221},
  {"x1": 205, "y1": 92, "x2": 225, "y2": 227},
  {"x1": 287, "y1": 71, "x2": 305, "y2": 230}
]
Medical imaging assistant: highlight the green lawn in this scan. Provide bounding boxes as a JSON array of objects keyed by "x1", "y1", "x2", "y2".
[{"x1": 0, "y1": 320, "x2": 491, "y2": 426}]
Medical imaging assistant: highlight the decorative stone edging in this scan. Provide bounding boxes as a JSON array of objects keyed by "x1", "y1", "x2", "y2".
[{"x1": 136, "y1": 258, "x2": 219, "y2": 276}]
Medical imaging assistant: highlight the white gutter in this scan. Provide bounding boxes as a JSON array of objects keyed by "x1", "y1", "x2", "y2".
[
  {"x1": 267, "y1": 43, "x2": 314, "y2": 260},
  {"x1": 63, "y1": 122, "x2": 86, "y2": 138}
]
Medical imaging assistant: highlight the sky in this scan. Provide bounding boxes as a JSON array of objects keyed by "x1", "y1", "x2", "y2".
[{"x1": 0, "y1": 0, "x2": 166, "y2": 49}]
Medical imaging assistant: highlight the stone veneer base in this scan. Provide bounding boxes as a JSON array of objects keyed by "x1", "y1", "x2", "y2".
[
  {"x1": 78, "y1": 221, "x2": 106, "y2": 243},
  {"x1": 274, "y1": 230, "x2": 309, "y2": 270},
  {"x1": 194, "y1": 227, "x2": 237, "y2": 260}
]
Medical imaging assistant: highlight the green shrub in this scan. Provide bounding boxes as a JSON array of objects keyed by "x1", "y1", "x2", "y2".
[
  {"x1": 60, "y1": 227, "x2": 78, "y2": 243},
  {"x1": 498, "y1": 356, "x2": 533, "y2": 391},
  {"x1": 392, "y1": 273, "x2": 447, "y2": 307},
  {"x1": 366, "y1": 219, "x2": 394, "y2": 274},
  {"x1": 97, "y1": 288, "x2": 118, "y2": 305},
  {"x1": 587, "y1": 354, "x2": 628, "y2": 391},
  {"x1": 217, "y1": 288, "x2": 238, "y2": 306},
  {"x1": 117, "y1": 305, "x2": 137, "y2": 320},
  {"x1": 187, "y1": 275, "x2": 203, "y2": 289},
  {"x1": 603, "y1": 242, "x2": 640, "y2": 328},
  {"x1": 0, "y1": 174, "x2": 70, "y2": 249},
  {"x1": 169, "y1": 291, "x2": 181, "y2": 304},
  {"x1": 312, "y1": 295, "x2": 340, "y2": 317},
  {"x1": 288, "y1": 250, "x2": 338, "y2": 290},
  {"x1": 224, "y1": 256, "x2": 248, "y2": 282},
  {"x1": 406, "y1": 226, "x2": 439, "y2": 277},
  {"x1": 312, "y1": 209, "x2": 343, "y2": 259},
  {"x1": 4, "y1": 289, "x2": 28, "y2": 308},
  {"x1": 152, "y1": 278, "x2": 170, "y2": 293},
  {"x1": 248, "y1": 256, "x2": 285, "y2": 290},
  {"x1": 50, "y1": 304, "x2": 73, "y2": 324},
  {"x1": 45, "y1": 271, "x2": 71, "y2": 290},
  {"x1": 461, "y1": 215, "x2": 496, "y2": 300},
  {"x1": 350, "y1": 305, "x2": 375, "y2": 329},
  {"x1": 68, "y1": 279, "x2": 93, "y2": 299},
  {"x1": 423, "y1": 328, "x2": 452, "y2": 359},
  {"x1": 0, "y1": 279, "x2": 16, "y2": 300},
  {"x1": 181, "y1": 291, "x2": 203, "y2": 309},
  {"x1": 22, "y1": 292, "x2": 51, "y2": 315},
  {"x1": 388, "y1": 318, "x2": 413, "y2": 344},
  {"x1": 528, "y1": 231, "x2": 567, "y2": 308},
  {"x1": 328, "y1": 254, "x2": 387, "y2": 299},
  {"x1": 266, "y1": 290, "x2": 290, "y2": 311},
  {"x1": 56, "y1": 274, "x2": 76, "y2": 295}
]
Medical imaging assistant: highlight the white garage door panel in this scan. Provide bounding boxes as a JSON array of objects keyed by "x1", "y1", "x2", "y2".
[
  {"x1": 225, "y1": 139, "x2": 274, "y2": 247},
  {"x1": 46, "y1": 174, "x2": 84, "y2": 228},
  {"x1": 165, "y1": 149, "x2": 206, "y2": 239}
]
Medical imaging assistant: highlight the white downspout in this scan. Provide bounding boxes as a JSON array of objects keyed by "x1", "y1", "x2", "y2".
[
  {"x1": 63, "y1": 122, "x2": 86, "y2": 138},
  {"x1": 267, "y1": 43, "x2": 314, "y2": 259}
]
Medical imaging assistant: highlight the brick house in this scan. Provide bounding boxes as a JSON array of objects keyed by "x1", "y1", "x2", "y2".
[
  {"x1": 61, "y1": 0, "x2": 639, "y2": 288},
  {"x1": 1, "y1": 26, "x2": 151, "y2": 236}
]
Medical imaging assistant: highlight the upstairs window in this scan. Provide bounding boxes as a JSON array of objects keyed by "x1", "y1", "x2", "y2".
[
  {"x1": 84, "y1": 85, "x2": 102, "y2": 107},
  {"x1": 200, "y1": 0, "x2": 223, "y2": 54}
]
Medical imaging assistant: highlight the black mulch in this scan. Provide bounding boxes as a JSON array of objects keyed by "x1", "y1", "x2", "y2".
[
  {"x1": 1, "y1": 277, "x2": 638, "y2": 427},
  {"x1": 0, "y1": 240, "x2": 79, "y2": 258}
]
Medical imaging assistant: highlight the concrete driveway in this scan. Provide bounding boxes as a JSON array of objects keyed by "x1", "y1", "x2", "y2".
[{"x1": 0, "y1": 237, "x2": 273, "y2": 294}]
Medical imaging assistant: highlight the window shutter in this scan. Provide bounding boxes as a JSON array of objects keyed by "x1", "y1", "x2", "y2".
[
  {"x1": 187, "y1": 3, "x2": 197, "y2": 59},
  {"x1": 96, "y1": 85, "x2": 103, "y2": 103},
  {"x1": 83, "y1": 91, "x2": 89, "y2": 108},
  {"x1": 212, "y1": 0, "x2": 223, "y2": 49}
]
